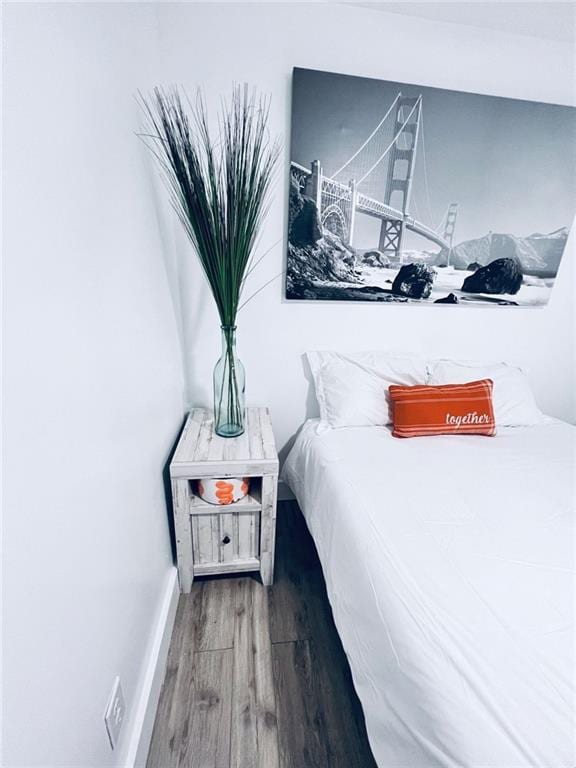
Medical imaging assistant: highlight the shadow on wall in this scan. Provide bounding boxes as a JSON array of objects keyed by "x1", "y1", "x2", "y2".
[
  {"x1": 277, "y1": 353, "x2": 318, "y2": 469},
  {"x1": 138, "y1": 130, "x2": 209, "y2": 410},
  {"x1": 161, "y1": 413, "x2": 189, "y2": 563}
]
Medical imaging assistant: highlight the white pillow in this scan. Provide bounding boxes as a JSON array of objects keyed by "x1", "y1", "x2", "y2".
[
  {"x1": 428, "y1": 359, "x2": 545, "y2": 426},
  {"x1": 307, "y1": 350, "x2": 428, "y2": 428}
]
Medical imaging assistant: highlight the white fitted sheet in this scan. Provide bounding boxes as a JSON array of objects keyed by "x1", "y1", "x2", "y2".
[{"x1": 282, "y1": 420, "x2": 575, "y2": 767}]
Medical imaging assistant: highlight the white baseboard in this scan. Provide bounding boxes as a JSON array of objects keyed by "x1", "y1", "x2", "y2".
[{"x1": 123, "y1": 567, "x2": 180, "y2": 768}]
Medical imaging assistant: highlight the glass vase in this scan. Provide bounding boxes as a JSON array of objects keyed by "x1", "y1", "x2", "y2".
[{"x1": 213, "y1": 326, "x2": 245, "y2": 438}]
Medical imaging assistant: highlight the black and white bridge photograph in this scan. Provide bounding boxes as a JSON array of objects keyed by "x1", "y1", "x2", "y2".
[{"x1": 286, "y1": 67, "x2": 575, "y2": 306}]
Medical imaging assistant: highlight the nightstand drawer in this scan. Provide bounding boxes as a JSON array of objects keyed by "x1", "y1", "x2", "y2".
[{"x1": 191, "y1": 508, "x2": 260, "y2": 576}]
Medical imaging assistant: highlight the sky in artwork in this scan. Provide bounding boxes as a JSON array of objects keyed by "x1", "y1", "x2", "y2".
[{"x1": 290, "y1": 68, "x2": 576, "y2": 251}]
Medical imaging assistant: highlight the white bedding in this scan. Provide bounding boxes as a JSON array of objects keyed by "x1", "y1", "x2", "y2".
[{"x1": 282, "y1": 419, "x2": 575, "y2": 767}]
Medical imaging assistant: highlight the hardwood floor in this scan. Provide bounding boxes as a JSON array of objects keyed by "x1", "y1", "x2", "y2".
[{"x1": 147, "y1": 501, "x2": 377, "y2": 768}]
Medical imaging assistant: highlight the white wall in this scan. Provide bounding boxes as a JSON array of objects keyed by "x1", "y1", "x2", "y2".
[
  {"x1": 2, "y1": 4, "x2": 184, "y2": 766},
  {"x1": 153, "y1": 2, "x2": 575, "y2": 467}
]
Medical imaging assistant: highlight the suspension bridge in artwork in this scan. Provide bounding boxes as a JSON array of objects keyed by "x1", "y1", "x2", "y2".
[{"x1": 291, "y1": 93, "x2": 459, "y2": 260}]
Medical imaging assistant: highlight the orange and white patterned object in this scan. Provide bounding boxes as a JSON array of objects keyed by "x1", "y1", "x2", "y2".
[
  {"x1": 389, "y1": 378, "x2": 496, "y2": 438},
  {"x1": 197, "y1": 477, "x2": 250, "y2": 505}
]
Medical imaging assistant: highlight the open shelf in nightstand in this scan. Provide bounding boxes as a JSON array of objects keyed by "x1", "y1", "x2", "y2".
[
  {"x1": 188, "y1": 491, "x2": 263, "y2": 515},
  {"x1": 187, "y1": 477, "x2": 262, "y2": 514}
]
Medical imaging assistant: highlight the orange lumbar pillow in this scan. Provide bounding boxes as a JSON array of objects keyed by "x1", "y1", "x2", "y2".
[{"x1": 389, "y1": 379, "x2": 496, "y2": 438}]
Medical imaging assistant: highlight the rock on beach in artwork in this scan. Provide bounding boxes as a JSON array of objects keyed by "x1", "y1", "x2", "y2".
[{"x1": 461, "y1": 258, "x2": 523, "y2": 295}]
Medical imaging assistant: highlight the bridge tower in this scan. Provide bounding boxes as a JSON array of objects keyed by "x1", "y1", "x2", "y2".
[
  {"x1": 443, "y1": 202, "x2": 458, "y2": 266},
  {"x1": 378, "y1": 95, "x2": 422, "y2": 261},
  {"x1": 443, "y1": 202, "x2": 458, "y2": 246}
]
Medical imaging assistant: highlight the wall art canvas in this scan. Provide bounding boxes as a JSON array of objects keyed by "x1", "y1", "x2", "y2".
[{"x1": 286, "y1": 67, "x2": 575, "y2": 306}]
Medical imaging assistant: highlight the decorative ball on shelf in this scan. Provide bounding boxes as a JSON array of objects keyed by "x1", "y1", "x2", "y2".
[{"x1": 197, "y1": 477, "x2": 250, "y2": 506}]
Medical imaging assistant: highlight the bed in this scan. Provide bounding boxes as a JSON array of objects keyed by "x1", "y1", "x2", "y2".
[{"x1": 282, "y1": 418, "x2": 575, "y2": 767}]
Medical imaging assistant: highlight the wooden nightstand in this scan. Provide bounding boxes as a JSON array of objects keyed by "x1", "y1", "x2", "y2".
[{"x1": 170, "y1": 407, "x2": 279, "y2": 592}]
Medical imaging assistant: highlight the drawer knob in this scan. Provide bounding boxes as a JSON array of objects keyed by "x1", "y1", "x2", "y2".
[{"x1": 222, "y1": 535, "x2": 231, "y2": 545}]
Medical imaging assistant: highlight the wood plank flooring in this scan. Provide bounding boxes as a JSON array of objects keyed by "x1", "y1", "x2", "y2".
[{"x1": 147, "y1": 501, "x2": 377, "y2": 768}]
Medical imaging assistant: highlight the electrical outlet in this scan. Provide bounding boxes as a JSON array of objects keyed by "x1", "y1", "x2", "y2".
[{"x1": 104, "y1": 676, "x2": 125, "y2": 750}]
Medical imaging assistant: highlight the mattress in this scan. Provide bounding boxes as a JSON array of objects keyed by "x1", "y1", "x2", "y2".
[{"x1": 282, "y1": 419, "x2": 575, "y2": 767}]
